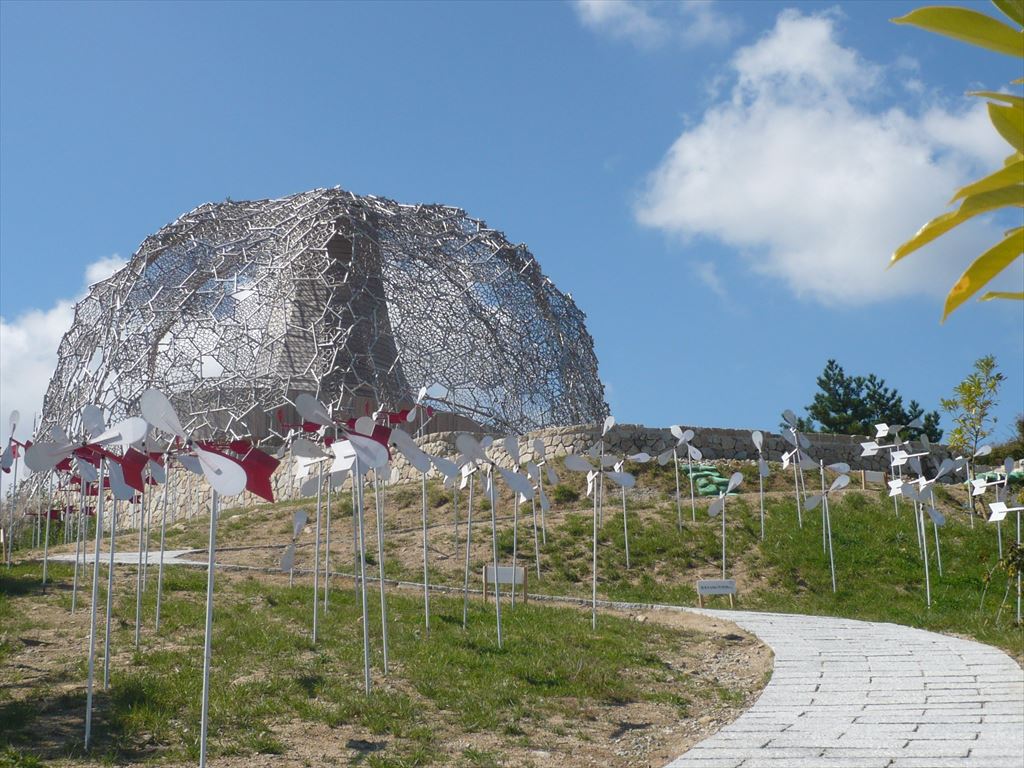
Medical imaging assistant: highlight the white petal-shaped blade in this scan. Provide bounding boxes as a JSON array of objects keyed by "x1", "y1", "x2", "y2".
[
  {"x1": 798, "y1": 454, "x2": 817, "y2": 471},
  {"x1": 900, "y1": 484, "x2": 921, "y2": 502},
  {"x1": 688, "y1": 444, "x2": 703, "y2": 461},
  {"x1": 681, "y1": 429, "x2": 694, "y2": 444},
  {"x1": 782, "y1": 409, "x2": 798, "y2": 428},
  {"x1": 300, "y1": 474, "x2": 321, "y2": 497},
  {"x1": 726, "y1": 471, "x2": 743, "y2": 494},
  {"x1": 0, "y1": 444, "x2": 12, "y2": 471},
  {"x1": 526, "y1": 460, "x2": 540, "y2": 483},
  {"x1": 148, "y1": 458, "x2": 167, "y2": 485},
  {"x1": 292, "y1": 510, "x2": 308, "y2": 538},
  {"x1": 331, "y1": 438, "x2": 360, "y2": 475},
  {"x1": 82, "y1": 404, "x2": 106, "y2": 439},
  {"x1": 603, "y1": 416, "x2": 615, "y2": 436},
  {"x1": 927, "y1": 506, "x2": 945, "y2": 526},
  {"x1": 564, "y1": 454, "x2": 593, "y2": 473},
  {"x1": 416, "y1": 385, "x2": 428, "y2": 404},
  {"x1": 539, "y1": 486, "x2": 550, "y2": 512},
  {"x1": 600, "y1": 455, "x2": 618, "y2": 469},
  {"x1": 670, "y1": 424, "x2": 684, "y2": 441},
  {"x1": 406, "y1": 407, "x2": 418, "y2": 423},
  {"x1": 51, "y1": 424, "x2": 70, "y2": 443},
  {"x1": 1004, "y1": 457, "x2": 1015, "y2": 476},
  {"x1": 295, "y1": 393, "x2": 333, "y2": 427},
  {"x1": 77, "y1": 458, "x2": 99, "y2": 483},
  {"x1": 389, "y1": 467, "x2": 401, "y2": 485},
  {"x1": 24, "y1": 441, "x2": 74, "y2": 472},
  {"x1": 751, "y1": 430, "x2": 763, "y2": 451},
  {"x1": 498, "y1": 466, "x2": 534, "y2": 499},
  {"x1": 934, "y1": 457, "x2": 955, "y2": 480},
  {"x1": 585, "y1": 443, "x2": 601, "y2": 458},
  {"x1": 783, "y1": 430, "x2": 797, "y2": 447},
  {"x1": 280, "y1": 543, "x2": 296, "y2": 573},
  {"x1": 708, "y1": 497, "x2": 724, "y2": 517},
  {"x1": 909, "y1": 456, "x2": 923, "y2": 476},
  {"x1": 330, "y1": 469, "x2": 348, "y2": 490},
  {"x1": 8, "y1": 410, "x2": 19, "y2": 434},
  {"x1": 758, "y1": 457, "x2": 770, "y2": 478},
  {"x1": 503, "y1": 436, "x2": 521, "y2": 465},
  {"x1": 532, "y1": 437, "x2": 545, "y2": 459},
  {"x1": 94, "y1": 417, "x2": 149, "y2": 449},
  {"x1": 140, "y1": 389, "x2": 187, "y2": 439},
  {"x1": 348, "y1": 434, "x2": 389, "y2": 470},
  {"x1": 177, "y1": 454, "x2": 203, "y2": 475},
  {"x1": 456, "y1": 434, "x2": 488, "y2": 463},
  {"x1": 804, "y1": 493, "x2": 822, "y2": 511},
  {"x1": 827, "y1": 462, "x2": 850, "y2": 474},
  {"x1": 657, "y1": 449, "x2": 673, "y2": 466},
  {"x1": 431, "y1": 455, "x2": 458, "y2": 479},
  {"x1": 546, "y1": 466, "x2": 559, "y2": 485},
  {"x1": 107, "y1": 460, "x2": 136, "y2": 501},
  {"x1": 798, "y1": 433, "x2": 811, "y2": 450},
  {"x1": 974, "y1": 444, "x2": 992, "y2": 458},
  {"x1": 480, "y1": 435, "x2": 493, "y2": 449},
  {"x1": 292, "y1": 438, "x2": 327, "y2": 459},
  {"x1": 195, "y1": 447, "x2": 248, "y2": 496},
  {"x1": 605, "y1": 471, "x2": 635, "y2": 489},
  {"x1": 399, "y1": 443, "x2": 431, "y2": 473},
  {"x1": 627, "y1": 452, "x2": 652, "y2": 463},
  {"x1": 354, "y1": 416, "x2": 376, "y2": 436},
  {"x1": 829, "y1": 474, "x2": 850, "y2": 493}
]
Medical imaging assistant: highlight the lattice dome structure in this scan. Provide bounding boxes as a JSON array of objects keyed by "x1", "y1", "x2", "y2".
[{"x1": 39, "y1": 188, "x2": 607, "y2": 442}]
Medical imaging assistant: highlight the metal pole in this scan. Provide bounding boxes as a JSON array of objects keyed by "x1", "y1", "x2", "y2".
[
  {"x1": 488, "y1": 467, "x2": 503, "y2": 647},
  {"x1": 919, "y1": 503, "x2": 931, "y2": 608},
  {"x1": 825, "y1": 495, "x2": 836, "y2": 593},
  {"x1": 591, "y1": 476, "x2": 599, "y2": 630},
  {"x1": 721, "y1": 495, "x2": 727, "y2": 580},
  {"x1": 135, "y1": 487, "x2": 145, "y2": 647},
  {"x1": 84, "y1": 460, "x2": 105, "y2": 750},
  {"x1": 5, "y1": 452, "x2": 18, "y2": 566},
  {"x1": 198, "y1": 490, "x2": 220, "y2": 768},
  {"x1": 354, "y1": 458, "x2": 371, "y2": 694},
  {"x1": 621, "y1": 484, "x2": 630, "y2": 570},
  {"x1": 72, "y1": 482, "x2": 86, "y2": 613},
  {"x1": 155, "y1": 472, "x2": 170, "y2": 631},
  {"x1": 758, "y1": 454, "x2": 765, "y2": 541},
  {"x1": 531, "y1": 493, "x2": 542, "y2": 579},
  {"x1": 103, "y1": 497, "x2": 118, "y2": 689},
  {"x1": 42, "y1": 473, "x2": 53, "y2": 585},
  {"x1": 820, "y1": 461, "x2": 827, "y2": 553},
  {"x1": 312, "y1": 462, "x2": 323, "y2": 644},
  {"x1": 373, "y1": 471, "x2": 389, "y2": 675},
  {"x1": 323, "y1": 472, "x2": 332, "y2": 612},
  {"x1": 462, "y1": 472, "x2": 475, "y2": 629},
  {"x1": 420, "y1": 471, "x2": 430, "y2": 635}
]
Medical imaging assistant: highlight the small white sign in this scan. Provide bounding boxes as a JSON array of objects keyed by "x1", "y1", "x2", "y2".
[
  {"x1": 697, "y1": 579, "x2": 736, "y2": 596},
  {"x1": 863, "y1": 470, "x2": 886, "y2": 483},
  {"x1": 485, "y1": 565, "x2": 526, "y2": 586}
]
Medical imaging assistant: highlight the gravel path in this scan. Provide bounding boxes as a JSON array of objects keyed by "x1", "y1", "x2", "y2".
[{"x1": 667, "y1": 609, "x2": 1024, "y2": 768}]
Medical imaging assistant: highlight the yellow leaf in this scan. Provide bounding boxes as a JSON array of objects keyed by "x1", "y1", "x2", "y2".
[
  {"x1": 970, "y1": 90, "x2": 1024, "y2": 107},
  {"x1": 988, "y1": 102, "x2": 1024, "y2": 151},
  {"x1": 943, "y1": 228, "x2": 1024, "y2": 320},
  {"x1": 953, "y1": 159, "x2": 1024, "y2": 200},
  {"x1": 993, "y1": 0, "x2": 1024, "y2": 27},
  {"x1": 893, "y1": 7, "x2": 1024, "y2": 57},
  {"x1": 892, "y1": 185, "x2": 1024, "y2": 264},
  {"x1": 979, "y1": 290, "x2": 1024, "y2": 300}
]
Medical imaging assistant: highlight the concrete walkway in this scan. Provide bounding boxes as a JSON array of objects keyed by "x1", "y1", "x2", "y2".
[
  {"x1": 667, "y1": 609, "x2": 1023, "y2": 768},
  {"x1": 49, "y1": 549, "x2": 200, "y2": 566}
]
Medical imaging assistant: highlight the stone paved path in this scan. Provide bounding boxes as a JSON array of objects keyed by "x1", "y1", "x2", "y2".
[{"x1": 667, "y1": 609, "x2": 1024, "y2": 768}]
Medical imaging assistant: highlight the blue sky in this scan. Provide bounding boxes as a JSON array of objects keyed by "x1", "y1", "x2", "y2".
[{"x1": 1, "y1": 0, "x2": 1022, "y2": 447}]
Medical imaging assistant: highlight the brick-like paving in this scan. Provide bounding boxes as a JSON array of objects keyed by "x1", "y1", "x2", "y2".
[{"x1": 667, "y1": 610, "x2": 1024, "y2": 768}]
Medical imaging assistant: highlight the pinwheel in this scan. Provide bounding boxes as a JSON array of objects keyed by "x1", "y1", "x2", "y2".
[
  {"x1": 140, "y1": 388, "x2": 250, "y2": 768},
  {"x1": 563, "y1": 450, "x2": 634, "y2": 629},
  {"x1": 658, "y1": 425, "x2": 699, "y2": 529},
  {"x1": 751, "y1": 431, "x2": 770, "y2": 540},
  {"x1": 531, "y1": 437, "x2": 558, "y2": 543},
  {"x1": 708, "y1": 472, "x2": 743, "y2": 580},
  {"x1": 815, "y1": 461, "x2": 850, "y2": 554},
  {"x1": 459, "y1": 459, "x2": 480, "y2": 629},
  {"x1": 456, "y1": 433, "x2": 534, "y2": 646},
  {"x1": 987, "y1": 498, "x2": 1022, "y2": 623},
  {"x1": 899, "y1": 459, "x2": 961, "y2": 607},
  {"x1": 805, "y1": 473, "x2": 850, "y2": 593}
]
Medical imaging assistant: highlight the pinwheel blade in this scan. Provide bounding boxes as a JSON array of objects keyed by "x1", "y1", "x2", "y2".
[
  {"x1": 920, "y1": 434, "x2": 932, "y2": 452},
  {"x1": 416, "y1": 385, "x2": 428, "y2": 404},
  {"x1": 927, "y1": 506, "x2": 945, "y2": 526},
  {"x1": 295, "y1": 393, "x2": 333, "y2": 427},
  {"x1": 600, "y1": 455, "x2": 617, "y2": 469},
  {"x1": 828, "y1": 462, "x2": 850, "y2": 474},
  {"x1": 804, "y1": 493, "x2": 822, "y2": 511},
  {"x1": 758, "y1": 457, "x2": 770, "y2": 478},
  {"x1": 330, "y1": 438, "x2": 356, "y2": 474},
  {"x1": 24, "y1": 441, "x2": 74, "y2": 472},
  {"x1": 497, "y1": 466, "x2": 534, "y2": 499},
  {"x1": 564, "y1": 454, "x2": 593, "y2": 473},
  {"x1": 891, "y1": 450, "x2": 909, "y2": 467},
  {"x1": 539, "y1": 486, "x2": 550, "y2": 512},
  {"x1": 94, "y1": 417, "x2": 149, "y2": 449},
  {"x1": 177, "y1": 454, "x2": 203, "y2": 475},
  {"x1": 292, "y1": 510, "x2": 308, "y2": 538},
  {"x1": 783, "y1": 409, "x2": 798, "y2": 428},
  {"x1": 603, "y1": 416, "x2": 615, "y2": 436},
  {"x1": 752, "y1": 430, "x2": 763, "y2": 451},
  {"x1": 455, "y1": 434, "x2": 488, "y2": 463},
  {"x1": 399, "y1": 442, "x2": 431, "y2": 473},
  {"x1": 975, "y1": 444, "x2": 992, "y2": 458},
  {"x1": 292, "y1": 438, "x2": 327, "y2": 459},
  {"x1": 546, "y1": 466, "x2": 559, "y2": 485},
  {"x1": 605, "y1": 471, "x2": 636, "y2": 489},
  {"x1": 7, "y1": 410, "x2": 19, "y2": 434},
  {"x1": 900, "y1": 484, "x2": 921, "y2": 502},
  {"x1": 300, "y1": 474, "x2": 321, "y2": 497},
  {"x1": 1004, "y1": 457, "x2": 1015, "y2": 476},
  {"x1": 140, "y1": 389, "x2": 187, "y2": 439},
  {"x1": 503, "y1": 436, "x2": 521, "y2": 465},
  {"x1": 526, "y1": 461, "x2": 540, "y2": 483},
  {"x1": 82, "y1": 404, "x2": 106, "y2": 439},
  {"x1": 670, "y1": 424, "x2": 684, "y2": 441},
  {"x1": 77, "y1": 458, "x2": 99, "y2": 483},
  {"x1": 798, "y1": 433, "x2": 811, "y2": 450},
  {"x1": 0, "y1": 444, "x2": 12, "y2": 471},
  {"x1": 829, "y1": 474, "x2": 850, "y2": 493},
  {"x1": 726, "y1": 471, "x2": 743, "y2": 494},
  {"x1": 532, "y1": 437, "x2": 545, "y2": 459},
  {"x1": 628, "y1": 452, "x2": 652, "y2": 463},
  {"x1": 909, "y1": 456, "x2": 923, "y2": 476},
  {"x1": 681, "y1": 429, "x2": 694, "y2": 444},
  {"x1": 106, "y1": 461, "x2": 136, "y2": 502},
  {"x1": 348, "y1": 433, "x2": 389, "y2": 470},
  {"x1": 280, "y1": 543, "x2": 296, "y2": 573},
  {"x1": 688, "y1": 444, "x2": 703, "y2": 461},
  {"x1": 431, "y1": 455, "x2": 458, "y2": 479},
  {"x1": 195, "y1": 447, "x2": 248, "y2": 496},
  {"x1": 783, "y1": 431, "x2": 797, "y2": 448},
  {"x1": 798, "y1": 454, "x2": 817, "y2": 471},
  {"x1": 708, "y1": 497, "x2": 724, "y2": 517},
  {"x1": 657, "y1": 449, "x2": 672, "y2": 466},
  {"x1": 354, "y1": 416, "x2": 376, "y2": 436}
]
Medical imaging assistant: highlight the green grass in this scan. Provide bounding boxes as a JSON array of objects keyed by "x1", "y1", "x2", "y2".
[{"x1": 1, "y1": 559, "x2": 712, "y2": 766}]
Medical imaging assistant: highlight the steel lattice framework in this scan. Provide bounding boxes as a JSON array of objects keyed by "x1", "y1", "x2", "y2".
[{"x1": 39, "y1": 188, "x2": 607, "y2": 442}]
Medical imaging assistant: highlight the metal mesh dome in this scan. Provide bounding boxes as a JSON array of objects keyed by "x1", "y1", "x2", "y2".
[{"x1": 39, "y1": 188, "x2": 607, "y2": 441}]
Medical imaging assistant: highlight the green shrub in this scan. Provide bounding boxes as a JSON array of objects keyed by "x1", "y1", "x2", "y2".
[{"x1": 552, "y1": 485, "x2": 580, "y2": 505}]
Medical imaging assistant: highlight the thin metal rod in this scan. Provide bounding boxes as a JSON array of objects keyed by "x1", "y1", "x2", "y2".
[
  {"x1": 820, "y1": 461, "x2": 827, "y2": 554},
  {"x1": 825, "y1": 496, "x2": 836, "y2": 593},
  {"x1": 312, "y1": 462, "x2": 323, "y2": 644},
  {"x1": 134, "y1": 488, "x2": 145, "y2": 647},
  {"x1": 488, "y1": 468, "x2": 503, "y2": 648},
  {"x1": 721, "y1": 495, "x2": 727, "y2": 580},
  {"x1": 84, "y1": 461, "x2": 105, "y2": 750},
  {"x1": 462, "y1": 473, "x2": 475, "y2": 629},
  {"x1": 511, "y1": 484, "x2": 519, "y2": 609},
  {"x1": 673, "y1": 447, "x2": 682, "y2": 531},
  {"x1": 591, "y1": 478, "x2": 599, "y2": 630},
  {"x1": 531, "y1": 493, "x2": 541, "y2": 579},
  {"x1": 72, "y1": 482, "x2": 86, "y2": 613},
  {"x1": 323, "y1": 473, "x2": 332, "y2": 612},
  {"x1": 919, "y1": 502, "x2": 931, "y2": 608},
  {"x1": 621, "y1": 484, "x2": 630, "y2": 570},
  {"x1": 103, "y1": 498, "x2": 118, "y2": 689},
  {"x1": 198, "y1": 489, "x2": 219, "y2": 768},
  {"x1": 355, "y1": 459, "x2": 371, "y2": 694},
  {"x1": 421, "y1": 472, "x2": 430, "y2": 635},
  {"x1": 42, "y1": 473, "x2": 53, "y2": 585},
  {"x1": 758, "y1": 455, "x2": 765, "y2": 541},
  {"x1": 5, "y1": 454, "x2": 18, "y2": 567},
  {"x1": 932, "y1": 516, "x2": 943, "y2": 577},
  {"x1": 687, "y1": 450, "x2": 697, "y2": 523},
  {"x1": 155, "y1": 472, "x2": 170, "y2": 631},
  {"x1": 792, "y1": 457, "x2": 803, "y2": 528},
  {"x1": 373, "y1": 471, "x2": 389, "y2": 675}
]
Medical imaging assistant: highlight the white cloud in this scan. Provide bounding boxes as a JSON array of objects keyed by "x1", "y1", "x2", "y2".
[
  {"x1": 573, "y1": 0, "x2": 739, "y2": 50},
  {"x1": 694, "y1": 260, "x2": 726, "y2": 297},
  {"x1": 635, "y1": 9, "x2": 1014, "y2": 305},
  {"x1": 1, "y1": 255, "x2": 125, "y2": 492}
]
